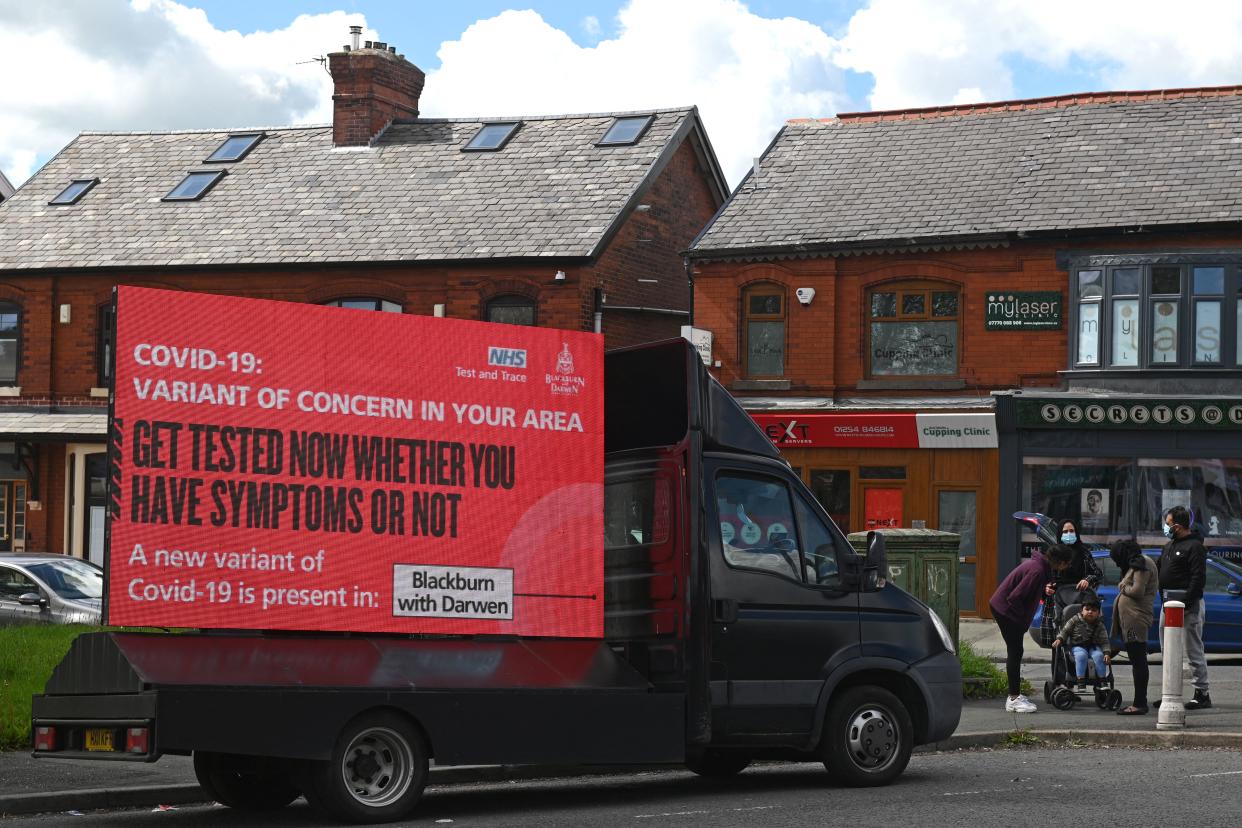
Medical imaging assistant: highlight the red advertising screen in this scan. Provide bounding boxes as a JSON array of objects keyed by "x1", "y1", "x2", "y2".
[{"x1": 106, "y1": 287, "x2": 604, "y2": 637}]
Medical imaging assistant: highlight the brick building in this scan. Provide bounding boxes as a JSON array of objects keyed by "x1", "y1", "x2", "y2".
[
  {"x1": 0, "y1": 39, "x2": 727, "y2": 561},
  {"x1": 688, "y1": 86, "x2": 1242, "y2": 616}
]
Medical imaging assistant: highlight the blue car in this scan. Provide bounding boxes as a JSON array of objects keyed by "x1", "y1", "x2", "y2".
[{"x1": 1016, "y1": 512, "x2": 1242, "y2": 653}]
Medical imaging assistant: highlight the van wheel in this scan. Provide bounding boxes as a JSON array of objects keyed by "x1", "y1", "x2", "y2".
[
  {"x1": 821, "y1": 686, "x2": 912, "y2": 787},
  {"x1": 302, "y1": 711, "x2": 429, "y2": 824},
  {"x1": 684, "y1": 749, "x2": 751, "y2": 778},
  {"x1": 192, "y1": 752, "x2": 300, "y2": 810}
]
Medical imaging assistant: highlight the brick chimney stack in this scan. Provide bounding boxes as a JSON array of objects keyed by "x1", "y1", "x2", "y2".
[{"x1": 329, "y1": 35, "x2": 425, "y2": 147}]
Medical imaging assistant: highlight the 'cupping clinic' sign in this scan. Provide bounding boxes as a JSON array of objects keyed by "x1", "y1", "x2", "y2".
[
  {"x1": 105, "y1": 287, "x2": 603, "y2": 637},
  {"x1": 752, "y1": 412, "x2": 997, "y2": 449}
]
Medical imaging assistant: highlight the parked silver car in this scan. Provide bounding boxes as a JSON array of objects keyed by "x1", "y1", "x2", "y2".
[{"x1": 0, "y1": 553, "x2": 102, "y2": 625}]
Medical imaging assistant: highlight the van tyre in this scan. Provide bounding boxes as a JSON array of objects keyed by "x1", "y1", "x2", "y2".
[
  {"x1": 302, "y1": 711, "x2": 429, "y2": 824},
  {"x1": 684, "y1": 749, "x2": 751, "y2": 778},
  {"x1": 821, "y1": 686, "x2": 913, "y2": 787},
  {"x1": 192, "y1": 752, "x2": 300, "y2": 811}
]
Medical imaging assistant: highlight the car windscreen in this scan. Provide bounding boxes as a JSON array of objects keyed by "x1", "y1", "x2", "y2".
[{"x1": 26, "y1": 560, "x2": 103, "y2": 600}]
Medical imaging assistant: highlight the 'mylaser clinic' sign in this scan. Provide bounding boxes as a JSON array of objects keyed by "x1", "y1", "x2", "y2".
[
  {"x1": 106, "y1": 287, "x2": 603, "y2": 637},
  {"x1": 984, "y1": 292, "x2": 1062, "y2": 330}
]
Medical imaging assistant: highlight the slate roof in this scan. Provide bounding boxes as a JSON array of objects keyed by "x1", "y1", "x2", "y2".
[
  {"x1": 691, "y1": 87, "x2": 1242, "y2": 258},
  {"x1": 0, "y1": 108, "x2": 723, "y2": 270},
  {"x1": 0, "y1": 412, "x2": 106, "y2": 440},
  {"x1": 0, "y1": 170, "x2": 13, "y2": 203}
]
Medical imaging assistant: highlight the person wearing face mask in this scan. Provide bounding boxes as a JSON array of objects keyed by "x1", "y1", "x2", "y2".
[
  {"x1": 1158, "y1": 506, "x2": 1210, "y2": 710},
  {"x1": 1053, "y1": 519, "x2": 1103, "y2": 593},
  {"x1": 1109, "y1": 539, "x2": 1159, "y2": 715}
]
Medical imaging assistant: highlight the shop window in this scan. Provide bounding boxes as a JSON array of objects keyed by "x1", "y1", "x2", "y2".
[
  {"x1": 485, "y1": 295, "x2": 536, "y2": 326},
  {"x1": 322, "y1": 298, "x2": 402, "y2": 313},
  {"x1": 811, "y1": 469, "x2": 851, "y2": 534},
  {"x1": 1072, "y1": 262, "x2": 1242, "y2": 370},
  {"x1": 97, "y1": 304, "x2": 115, "y2": 387},
  {"x1": 867, "y1": 282, "x2": 959, "y2": 377},
  {"x1": 0, "y1": 303, "x2": 18, "y2": 384},
  {"x1": 1022, "y1": 456, "x2": 1242, "y2": 546},
  {"x1": 742, "y1": 284, "x2": 785, "y2": 377}
]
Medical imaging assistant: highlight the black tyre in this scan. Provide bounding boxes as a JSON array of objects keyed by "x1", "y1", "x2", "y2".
[
  {"x1": 1094, "y1": 690, "x2": 1108, "y2": 709},
  {"x1": 1043, "y1": 680, "x2": 1054, "y2": 705},
  {"x1": 192, "y1": 752, "x2": 300, "y2": 811},
  {"x1": 1108, "y1": 690, "x2": 1124, "y2": 711},
  {"x1": 684, "y1": 749, "x2": 751, "y2": 778},
  {"x1": 821, "y1": 686, "x2": 913, "y2": 787},
  {"x1": 302, "y1": 711, "x2": 429, "y2": 824}
]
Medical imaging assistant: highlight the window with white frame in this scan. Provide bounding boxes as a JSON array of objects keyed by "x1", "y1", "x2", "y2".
[{"x1": 1072, "y1": 262, "x2": 1242, "y2": 370}]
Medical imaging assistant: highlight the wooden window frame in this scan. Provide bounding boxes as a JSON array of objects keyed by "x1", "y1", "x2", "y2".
[
  {"x1": 741, "y1": 283, "x2": 787, "y2": 379},
  {"x1": 865, "y1": 280, "x2": 961, "y2": 380}
]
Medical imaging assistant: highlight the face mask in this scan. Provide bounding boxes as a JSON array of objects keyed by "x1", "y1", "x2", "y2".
[
  {"x1": 1060, "y1": 532, "x2": 1077, "y2": 544},
  {"x1": 1163, "y1": 523, "x2": 1174, "y2": 539}
]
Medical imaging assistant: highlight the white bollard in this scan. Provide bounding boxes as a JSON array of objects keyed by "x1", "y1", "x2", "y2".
[{"x1": 1157, "y1": 599, "x2": 1186, "y2": 731}]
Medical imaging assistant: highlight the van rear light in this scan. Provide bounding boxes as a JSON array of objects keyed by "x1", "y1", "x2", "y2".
[
  {"x1": 34, "y1": 726, "x2": 56, "y2": 751},
  {"x1": 126, "y1": 727, "x2": 150, "y2": 755}
]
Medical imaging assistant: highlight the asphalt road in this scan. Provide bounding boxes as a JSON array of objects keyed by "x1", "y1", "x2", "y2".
[{"x1": 4, "y1": 748, "x2": 1240, "y2": 827}]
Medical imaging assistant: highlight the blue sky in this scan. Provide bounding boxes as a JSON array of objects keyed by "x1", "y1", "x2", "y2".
[{"x1": 1, "y1": 1, "x2": 1240, "y2": 188}]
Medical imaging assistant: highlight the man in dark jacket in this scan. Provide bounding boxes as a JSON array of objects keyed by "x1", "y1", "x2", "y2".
[{"x1": 1159, "y1": 506, "x2": 1210, "y2": 709}]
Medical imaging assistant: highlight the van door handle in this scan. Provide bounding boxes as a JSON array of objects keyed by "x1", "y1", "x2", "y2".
[{"x1": 713, "y1": 598, "x2": 738, "y2": 624}]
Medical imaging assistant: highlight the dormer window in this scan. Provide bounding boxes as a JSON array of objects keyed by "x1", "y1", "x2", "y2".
[
  {"x1": 205, "y1": 133, "x2": 263, "y2": 163},
  {"x1": 464, "y1": 122, "x2": 520, "y2": 152},
  {"x1": 49, "y1": 178, "x2": 99, "y2": 206},
  {"x1": 163, "y1": 170, "x2": 226, "y2": 202},
  {"x1": 598, "y1": 116, "x2": 653, "y2": 146}
]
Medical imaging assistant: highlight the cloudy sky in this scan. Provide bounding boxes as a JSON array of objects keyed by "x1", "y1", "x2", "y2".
[{"x1": 3, "y1": 0, "x2": 1242, "y2": 188}]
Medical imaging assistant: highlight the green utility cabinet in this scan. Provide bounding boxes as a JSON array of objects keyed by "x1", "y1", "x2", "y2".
[{"x1": 848, "y1": 528, "x2": 960, "y2": 645}]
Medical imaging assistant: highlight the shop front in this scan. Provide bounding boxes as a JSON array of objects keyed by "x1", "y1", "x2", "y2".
[
  {"x1": 995, "y1": 394, "x2": 1242, "y2": 573},
  {"x1": 749, "y1": 409, "x2": 999, "y2": 616}
]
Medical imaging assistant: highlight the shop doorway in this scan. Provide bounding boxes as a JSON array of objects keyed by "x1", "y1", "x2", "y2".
[
  {"x1": 936, "y1": 488, "x2": 978, "y2": 617},
  {"x1": 0, "y1": 481, "x2": 28, "y2": 552},
  {"x1": 84, "y1": 454, "x2": 107, "y2": 565}
]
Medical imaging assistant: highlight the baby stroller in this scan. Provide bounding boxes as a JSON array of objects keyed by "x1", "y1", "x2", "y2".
[{"x1": 1039, "y1": 585, "x2": 1123, "y2": 711}]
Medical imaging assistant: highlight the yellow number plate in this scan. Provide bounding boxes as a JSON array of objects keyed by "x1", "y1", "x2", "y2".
[{"x1": 85, "y1": 729, "x2": 114, "y2": 752}]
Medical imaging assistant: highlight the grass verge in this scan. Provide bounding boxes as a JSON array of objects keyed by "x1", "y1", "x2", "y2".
[
  {"x1": 0, "y1": 625, "x2": 103, "y2": 750},
  {"x1": 959, "y1": 640, "x2": 1032, "y2": 699}
]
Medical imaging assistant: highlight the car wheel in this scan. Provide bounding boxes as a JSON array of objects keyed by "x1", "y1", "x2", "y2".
[
  {"x1": 822, "y1": 686, "x2": 913, "y2": 787},
  {"x1": 302, "y1": 711, "x2": 429, "y2": 824},
  {"x1": 192, "y1": 752, "x2": 300, "y2": 810},
  {"x1": 684, "y1": 749, "x2": 751, "y2": 778}
]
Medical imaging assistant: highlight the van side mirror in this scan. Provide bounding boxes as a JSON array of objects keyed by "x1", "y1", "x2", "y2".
[
  {"x1": 867, "y1": 531, "x2": 888, "y2": 589},
  {"x1": 834, "y1": 544, "x2": 864, "y2": 590},
  {"x1": 18, "y1": 592, "x2": 47, "y2": 608}
]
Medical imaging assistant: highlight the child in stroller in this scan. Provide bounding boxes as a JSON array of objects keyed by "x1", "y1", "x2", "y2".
[{"x1": 1044, "y1": 587, "x2": 1123, "y2": 710}]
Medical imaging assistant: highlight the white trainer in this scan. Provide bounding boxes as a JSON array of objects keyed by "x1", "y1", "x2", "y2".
[{"x1": 1005, "y1": 694, "x2": 1037, "y2": 713}]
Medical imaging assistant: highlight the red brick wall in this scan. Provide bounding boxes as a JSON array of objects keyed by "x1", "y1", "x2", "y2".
[
  {"x1": 328, "y1": 49, "x2": 425, "y2": 147},
  {"x1": 694, "y1": 231, "x2": 1242, "y2": 395}
]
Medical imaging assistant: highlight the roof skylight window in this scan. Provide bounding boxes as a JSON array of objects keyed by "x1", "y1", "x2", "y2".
[
  {"x1": 163, "y1": 170, "x2": 227, "y2": 202},
  {"x1": 49, "y1": 178, "x2": 99, "y2": 205},
  {"x1": 205, "y1": 133, "x2": 263, "y2": 163},
  {"x1": 598, "y1": 116, "x2": 653, "y2": 146},
  {"x1": 464, "y1": 122, "x2": 520, "y2": 152}
]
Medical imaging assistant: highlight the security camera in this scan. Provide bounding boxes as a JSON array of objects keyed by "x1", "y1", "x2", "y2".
[{"x1": 795, "y1": 287, "x2": 816, "y2": 305}]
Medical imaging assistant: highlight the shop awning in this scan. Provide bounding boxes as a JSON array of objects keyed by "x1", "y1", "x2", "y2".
[
  {"x1": 0, "y1": 412, "x2": 107, "y2": 441},
  {"x1": 750, "y1": 411, "x2": 998, "y2": 449}
]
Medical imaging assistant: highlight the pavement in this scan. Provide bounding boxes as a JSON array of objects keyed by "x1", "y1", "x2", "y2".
[{"x1": 3, "y1": 618, "x2": 1241, "y2": 818}]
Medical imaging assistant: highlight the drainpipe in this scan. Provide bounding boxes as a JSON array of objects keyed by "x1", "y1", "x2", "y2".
[{"x1": 683, "y1": 256, "x2": 694, "y2": 327}]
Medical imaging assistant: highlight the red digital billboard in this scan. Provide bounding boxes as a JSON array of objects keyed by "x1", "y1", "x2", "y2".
[{"x1": 106, "y1": 287, "x2": 604, "y2": 637}]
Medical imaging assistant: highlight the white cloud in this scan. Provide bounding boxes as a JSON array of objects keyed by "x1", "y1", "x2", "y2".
[
  {"x1": 834, "y1": 0, "x2": 1242, "y2": 110},
  {"x1": 581, "y1": 15, "x2": 601, "y2": 40},
  {"x1": 0, "y1": 0, "x2": 365, "y2": 184},
  {"x1": 422, "y1": 1, "x2": 847, "y2": 187}
]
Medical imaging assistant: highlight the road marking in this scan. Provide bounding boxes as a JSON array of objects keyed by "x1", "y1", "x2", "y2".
[
  {"x1": 943, "y1": 784, "x2": 1063, "y2": 797},
  {"x1": 1190, "y1": 770, "x2": 1242, "y2": 778},
  {"x1": 634, "y1": 805, "x2": 780, "y2": 819}
]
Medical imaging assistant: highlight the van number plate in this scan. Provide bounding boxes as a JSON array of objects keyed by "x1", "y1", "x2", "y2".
[{"x1": 85, "y1": 729, "x2": 113, "y2": 752}]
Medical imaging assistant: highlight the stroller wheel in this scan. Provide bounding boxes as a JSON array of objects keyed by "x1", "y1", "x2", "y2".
[
  {"x1": 1108, "y1": 690, "x2": 1124, "y2": 711},
  {"x1": 1052, "y1": 687, "x2": 1076, "y2": 710},
  {"x1": 1043, "y1": 680, "x2": 1054, "y2": 705},
  {"x1": 1094, "y1": 689, "x2": 1108, "y2": 709}
]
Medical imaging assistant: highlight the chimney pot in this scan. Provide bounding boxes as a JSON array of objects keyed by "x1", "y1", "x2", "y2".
[
  {"x1": 364, "y1": 40, "x2": 372, "y2": 48},
  {"x1": 389, "y1": 46, "x2": 397, "y2": 54},
  {"x1": 349, "y1": 25, "x2": 362, "y2": 50}
]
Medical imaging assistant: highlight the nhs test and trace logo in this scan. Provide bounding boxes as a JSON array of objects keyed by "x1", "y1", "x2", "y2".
[{"x1": 488, "y1": 346, "x2": 527, "y2": 368}]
